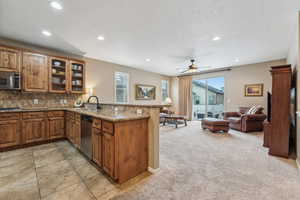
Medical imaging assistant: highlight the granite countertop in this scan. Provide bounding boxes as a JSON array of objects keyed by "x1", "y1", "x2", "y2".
[
  {"x1": 100, "y1": 102, "x2": 170, "y2": 108},
  {"x1": 0, "y1": 107, "x2": 150, "y2": 122}
]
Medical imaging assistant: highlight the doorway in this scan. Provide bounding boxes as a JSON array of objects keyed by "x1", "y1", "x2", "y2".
[{"x1": 192, "y1": 77, "x2": 225, "y2": 120}]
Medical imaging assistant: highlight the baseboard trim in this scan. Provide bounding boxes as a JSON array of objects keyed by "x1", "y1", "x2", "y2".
[{"x1": 148, "y1": 167, "x2": 160, "y2": 174}]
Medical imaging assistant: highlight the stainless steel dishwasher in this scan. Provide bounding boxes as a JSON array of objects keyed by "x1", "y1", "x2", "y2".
[{"x1": 81, "y1": 115, "x2": 93, "y2": 159}]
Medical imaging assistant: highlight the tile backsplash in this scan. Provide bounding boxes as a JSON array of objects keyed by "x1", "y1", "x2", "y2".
[{"x1": 0, "y1": 91, "x2": 83, "y2": 108}]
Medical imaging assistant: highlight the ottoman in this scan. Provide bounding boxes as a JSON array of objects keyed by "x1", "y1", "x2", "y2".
[{"x1": 202, "y1": 118, "x2": 229, "y2": 133}]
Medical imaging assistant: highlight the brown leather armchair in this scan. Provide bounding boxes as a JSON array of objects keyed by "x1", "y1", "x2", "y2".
[{"x1": 224, "y1": 107, "x2": 266, "y2": 132}]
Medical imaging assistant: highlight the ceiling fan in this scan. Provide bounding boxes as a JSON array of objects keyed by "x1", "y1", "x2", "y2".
[{"x1": 177, "y1": 59, "x2": 211, "y2": 74}]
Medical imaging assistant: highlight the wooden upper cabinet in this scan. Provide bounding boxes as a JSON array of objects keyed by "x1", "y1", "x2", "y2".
[
  {"x1": 49, "y1": 56, "x2": 69, "y2": 93},
  {"x1": 0, "y1": 46, "x2": 21, "y2": 72},
  {"x1": 69, "y1": 60, "x2": 85, "y2": 94},
  {"x1": 22, "y1": 52, "x2": 48, "y2": 92}
]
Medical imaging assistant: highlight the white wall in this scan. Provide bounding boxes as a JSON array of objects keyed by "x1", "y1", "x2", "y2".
[
  {"x1": 84, "y1": 57, "x2": 171, "y2": 104},
  {"x1": 171, "y1": 59, "x2": 286, "y2": 114}
]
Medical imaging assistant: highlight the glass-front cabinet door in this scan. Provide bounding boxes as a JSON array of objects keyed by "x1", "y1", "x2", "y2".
[
  {"x1": 69, "y1": 60, "x2": 85, "y2": 94},
  {"x1": 49, "y1": 57, "x2": 68, "y2": 93}
]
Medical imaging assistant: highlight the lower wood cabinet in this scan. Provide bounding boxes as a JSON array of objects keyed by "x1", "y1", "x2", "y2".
[
  {"x1": 65, "y1": 112, "x2": 81, "y2": 149},
  {"x1": 22, "y1": 118, "x2": 47, "y2": 144},
  {"x1": 114, "y1": 119, "x2": 148, "y2": 183},
  {"x1": 66, "y1": 119, "x2": 76, "y2": 144},
  {"x1": 48, "y1": 117, "x2": 65, "y2": 139},
  {"x1": 92, "y1": 127, "x2": 102, "y2": 167},
  {"x1": 74, "y1": 120, "x2": 81, "y2": 149},
  {"x1": 90, "y1": 119, "x2": 149, "y2": 183},
  {"x1": 102, "y1": 131, "x2": 115, "y2": 178},
  {"x1": 0, "y1": 110, "x2": 149, "y2": 184},
  {"x1": 0, "y1": 120, "x2": 21, "y2": 148}
]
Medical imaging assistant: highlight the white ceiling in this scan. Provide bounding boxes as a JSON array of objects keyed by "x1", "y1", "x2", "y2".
[{"x1": 0, "y1": 0, "x2": 299, "y2": 76}]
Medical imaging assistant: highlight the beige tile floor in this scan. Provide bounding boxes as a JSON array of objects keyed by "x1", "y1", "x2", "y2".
[{"x1": 0, "y1": 141, "x2": 140, "y2": 200}]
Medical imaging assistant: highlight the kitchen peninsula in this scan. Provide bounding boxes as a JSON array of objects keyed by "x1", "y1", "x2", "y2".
[{"x1": 0, "y1": 106, "x2": 151, "y2": 183}]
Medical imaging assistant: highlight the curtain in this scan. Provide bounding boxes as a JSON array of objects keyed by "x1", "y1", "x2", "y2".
[{"x1": 178, "y1": 76, "x2": 193, "y2": 120}]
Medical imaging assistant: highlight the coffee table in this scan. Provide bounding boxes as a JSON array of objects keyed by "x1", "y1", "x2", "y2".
[{"x1": 161, "y1": 114, "x2": 187, "y2": 128}]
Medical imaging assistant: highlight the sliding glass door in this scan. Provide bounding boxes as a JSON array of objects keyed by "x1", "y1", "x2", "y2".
[{"x1": 192, "y1": 77, "x2": 224, "y2": 120}]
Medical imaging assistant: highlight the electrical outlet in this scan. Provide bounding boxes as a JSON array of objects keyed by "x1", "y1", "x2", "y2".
[
  {"x1": 137, "y1": 109, "x2": 143, "y2": 115},
  {"x1": 33, "y1": 99, "x2": 39, "y2": 105},
  {"x1": 63, "y1": 99, "x2": 67, "y2": 104}
]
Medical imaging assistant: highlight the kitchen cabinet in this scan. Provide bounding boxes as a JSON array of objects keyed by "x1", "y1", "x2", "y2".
[
  {"x1": 48, "y1": 111, "x2": 65, "y2": 139},
  {"x1": 68, "y1": 121, "x2": 76, "y2": 143},
  {"x1": 0, "y1": 44, "x2": 86, "y2": 93},
  {"x1": 65, "y1": 112, "x2": 81, "y2": 148},
  {"x1": 65, "y1": 111, "x2": 72, "y2": 138},
  {"x1": 102, "y1": 131, "x2": 115, "y2": 178},
  {"x1": 22, "y1": 112, "x2": 47, "y2": 144},
  {"x1": 114, "y1": 119, "x2": 148, "y2": 183},
  {"x1": 49, "y1": 57, "x2": 69, "y2": 93},
  {"x1": 0, "y1": 109, "x2": 149, "y2": 184},
  {"x1": 22, "y1": 52, "x2": 48, "y2": 92},
  {"x1": 92, "y1": 127, "x2": 102, "y2": 167},
  {"x1": 0, "y1": 46, "x2": 21, "y2": 72},
  {"x1": 74, "y1": 119, "x2": 81, "y2": 149},
  {"x1": 91, "y1": 119, "x2": 149, "y2": 183},
  {"x1": 69, "y1": 60, "x2": 85, "y2": 94},
  {"x1": 0, "y1": 113, "x2": 21, "y2": 148},
  {"x1": 22, "y1": 118, "x2": 47, "y2": 144}
]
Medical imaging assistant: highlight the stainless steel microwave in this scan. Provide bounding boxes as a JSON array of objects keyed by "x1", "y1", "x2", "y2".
[{"x1": 0, "y1": 72, "x2": 21, "y2": 90}]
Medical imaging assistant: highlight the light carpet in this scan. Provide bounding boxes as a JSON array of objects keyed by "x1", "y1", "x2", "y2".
[{"x1": 113, "y1": 121, "x2": 300, "y2": 200}]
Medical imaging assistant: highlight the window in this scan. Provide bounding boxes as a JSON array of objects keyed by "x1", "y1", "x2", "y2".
[
  {"x1": 115, "y1": 72, "x2": 129, "y2": 103},
  {"x1": 161, "y1": 80, "x2": 169, "y2": 101}
]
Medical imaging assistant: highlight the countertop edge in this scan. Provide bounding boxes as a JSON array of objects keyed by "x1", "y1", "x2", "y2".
[
  {"x1": 0, "y1": 108, "x2": 150, "y2": 122},
  {"x1": 100, "y1": 103, "x2": 171, "y2": 108}
]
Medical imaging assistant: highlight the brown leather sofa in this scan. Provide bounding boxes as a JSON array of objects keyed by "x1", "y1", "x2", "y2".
[{"x1": 224, "y1": 107, "x2": 266, "y2": 132}]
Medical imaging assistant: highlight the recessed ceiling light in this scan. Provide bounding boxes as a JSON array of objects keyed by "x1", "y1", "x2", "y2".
[
  {"x1": 97, "y1": 35, "x2": 105, "y2": 41},
  {"x1": 212, "y1": 36, "x2": 221, "y2": 41},
  {"x1": 145, "y1": 58, "x2": 151, "y2": 62},
  {"x1": 49, "y1": 1, "x2": 63, "y2": 10},
  {"x1": 235, "y1": 58, "x2": 240, "y2": 62},
  {"x1": 42, "y1": 30, "x2": 52, "y2": 36}
]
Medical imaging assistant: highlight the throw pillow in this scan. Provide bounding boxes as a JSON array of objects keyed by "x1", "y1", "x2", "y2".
[
  {"x1": 247, "y1": 105, "x2": 257, "y2": 115},
  {"x1": 253, "y1": 105, "x2": 263, "y2": 114}
]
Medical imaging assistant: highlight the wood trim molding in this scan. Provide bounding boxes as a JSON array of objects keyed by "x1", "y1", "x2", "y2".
[
  {"x1": 177, "y1": 67, "x2": 231, "y2": 77},
  {"x1": 148, "y1": 167, "x2": 160, "y2": 174}
]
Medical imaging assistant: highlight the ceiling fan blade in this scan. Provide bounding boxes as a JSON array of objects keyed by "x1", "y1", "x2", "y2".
[
  {"x1": 181, "y1": 69, "x2": 191, "y2": 73},
  {"x1": 197, "y1": 66, "x2": 212, "y2": 70}
]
